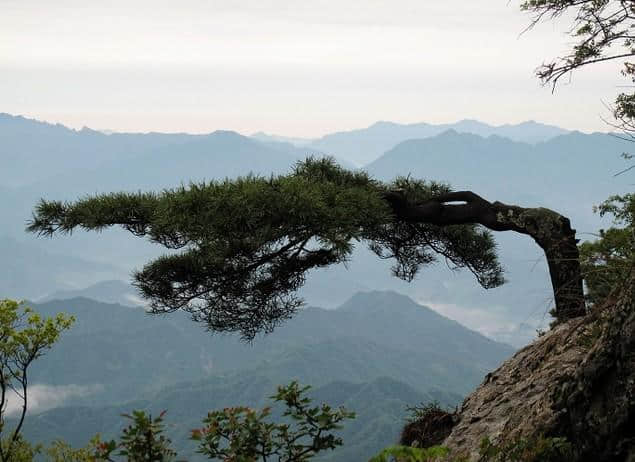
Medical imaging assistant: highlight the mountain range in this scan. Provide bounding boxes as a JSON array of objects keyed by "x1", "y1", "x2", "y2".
[
  {"x1": 22, "y1": 290, "x2": 513, "y2": 461},
  {"x1": 0, "y1": 236, "x2": 125, "y2": 298},
  {"x1": 254, "y1": 119, "x2": 571, "y2": 166}
]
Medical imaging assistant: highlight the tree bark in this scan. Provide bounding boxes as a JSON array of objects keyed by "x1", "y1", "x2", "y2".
[{"x1": 383, "y1": 190, "x2": 586, "y2": 322}]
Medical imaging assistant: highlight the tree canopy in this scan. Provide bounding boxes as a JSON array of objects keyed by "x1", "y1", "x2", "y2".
[
  {"x1": 28, "y1": 158, "x2": 586, "y2": 340},
  {"x1": 0, "y1": 300, "x2": 74, "y2": 462},
  {"x1": 522, "y1": 0, "x2": 635, "y2": 136}
]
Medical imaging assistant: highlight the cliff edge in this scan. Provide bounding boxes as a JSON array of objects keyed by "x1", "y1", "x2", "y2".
[{"x1": 413, "y1": 272, "x2": 635, "y2": 461}]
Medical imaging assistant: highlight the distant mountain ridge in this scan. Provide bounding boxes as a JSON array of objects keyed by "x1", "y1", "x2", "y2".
[
  {"x1": 0, "y1": 236, "x2": 125, "y2": 300},
  {"x1": 250, "y1": 131, "x2": 313, "y2": 146},
  {"x1": 32, "y1": 291, "x2": 513, "y2": 402},
  {"x1": 255, "y1": 119, "x2": 573, "y2": 166},
  {"x1": 0, "y1": 113, "x2": 320, "y2": 191},
  {"x1": 1, "y1": 114, "x2": 572, "y2": 182},
  {"x1": 0, "y1": 113, "x2": 199, "y2": 188},
  {"x1": 40, "y1": 280, "x2": 141, "y2": 306}
]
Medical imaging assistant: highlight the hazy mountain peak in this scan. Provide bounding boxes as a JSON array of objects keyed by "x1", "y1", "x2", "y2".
[
  {"x1": 209, "y1": 129, "x2": 241, "y2": 137},
  {"x1": 369, "y1": 120, "x2": 401, "y2": 128},
  {"x1": 40, "y1": 280, "x2": 141, "y2": 307},
  {"x1": 203, "y1": 130, "x2": 255, "y2": 143},
  {"x1": 306, "y1": 118, "x2": 571, "y2": 166},
  {"x1": 79, "y1": 126, "x2": 102, "y2": 135},
  {"x1": 0, "y1": 112, "x2": 79, "y2": 135},
  {"x1": 437, "y1": 128, "x2": 460, "y2": 137},
  {"x1": 338, "y1": 290, "x2": 429, "y2": 313},
  {"x1": 249, "y1": 131, "x2": 313, "y2": 146},
  {"x1": 453, "y1": 118, "x2": 488, "y2": 128}
]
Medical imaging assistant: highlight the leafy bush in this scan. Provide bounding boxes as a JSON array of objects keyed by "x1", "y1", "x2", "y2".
[
  {"x1": 191, "y1": 381, "x2": 355, "y2": 461},
  {"x1": 94, "y1": 410, "x2": 178, "y2": 461},
  {"x1": 370, "y1": 444, "x2": 451, "y2": 462},
  {"x1": 72, "y1": 381, "x2": 354, "y2": 461},
  {"x1": 0, "y1": 299, "x2": 74, "y2": 462},
  {"x1": 45, "y1": 439, "x2": 97, "y2": 461},
  {"x1": 0, "y1": 436, "x2": 40, "y2": 462}
]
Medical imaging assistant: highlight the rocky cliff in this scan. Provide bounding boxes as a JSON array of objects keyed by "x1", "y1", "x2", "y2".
[
  {"x1": 439, "y1": 272, "x2": 635, "y2": 461},
  {"x1": 403, "y1": 272, "x2": 634, "y2": 461}
]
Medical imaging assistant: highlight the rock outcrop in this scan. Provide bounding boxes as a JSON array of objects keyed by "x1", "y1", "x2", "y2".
[{"x1": 438, "y1": 272, "x2": 635, "y2": 461}]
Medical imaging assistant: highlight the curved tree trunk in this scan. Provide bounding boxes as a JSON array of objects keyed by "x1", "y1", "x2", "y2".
[{"x1": 383, "y1": 190, "x2": 586, "y2": 322}]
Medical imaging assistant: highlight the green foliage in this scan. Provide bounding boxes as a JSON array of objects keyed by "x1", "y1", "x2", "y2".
[
  {"x1": 478, "y1": 436, "x2": 573, "y2": 462},
  {"x1": 72, "y1": 381, "x2": 353, "y2": 461},
  {"x1": 28, "y1": 157, "x2": 503, "y2": 340},
  {"x1": 0, "y1": 299, "x2": 74, "y2": 462},
  {"x1": 579, "y1": 193, "x2": 635, "y2": 304},
  {"x1": 45, "y1": 439, "x2": 95, "y2": 461},
  {"x1": 0, "y1": 435, "x2": 41, "y2": 462},
  {"x1": 93, "y1": 411, "x2": 178, "y2": 461},
  {"x1": 368, "y1": 176, "x2": 502, "y2": 290},
  {"x1": 520, "y1": 0, "x2": 635, "y2": 135},
  {"x1": 369, "y1": 445, "x2": 450, "y2": 462},
  {"x1": 191, "y1": 381, "x2": 355, "y2": 461},
  {"x1": 0, "y1": 299, "x2": 74, "y2": 366}
]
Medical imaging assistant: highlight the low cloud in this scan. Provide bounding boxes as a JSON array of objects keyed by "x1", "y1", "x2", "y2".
[
  {"x1": 419, "y1": 298, "x2": 540, "y2": 348},
  {"x1": 4, "y1": 383, "x2": 103, "y2": 417}
]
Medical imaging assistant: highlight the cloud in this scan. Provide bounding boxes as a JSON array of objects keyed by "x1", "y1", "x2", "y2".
[
  {"x1": 419, "y1": 299, "x2": 541, "y2": 348},
  {"x1": 0, "y1": 0, "x2": 619, "y2": 136},
  {"x1": 4, "y1": 383, "x2": 103, "y2": 417}
]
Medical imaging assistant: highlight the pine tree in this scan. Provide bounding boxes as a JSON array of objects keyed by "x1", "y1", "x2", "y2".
[{"x1": 27, "y1": 158, "x2": 585, "y2": 339}]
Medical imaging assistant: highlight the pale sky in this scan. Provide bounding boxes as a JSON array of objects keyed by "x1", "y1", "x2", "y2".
[{"x1": 0, "y1": 0, "x2": 625, "y2": 137}]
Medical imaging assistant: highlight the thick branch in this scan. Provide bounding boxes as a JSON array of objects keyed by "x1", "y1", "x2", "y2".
[{"x1": 383, "y1": 190, "x2": 586, "y2": 321}]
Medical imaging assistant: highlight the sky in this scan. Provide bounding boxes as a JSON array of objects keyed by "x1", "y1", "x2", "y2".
[{"x1": 0, "y1": 0, "x2": 626, "y2": 137}]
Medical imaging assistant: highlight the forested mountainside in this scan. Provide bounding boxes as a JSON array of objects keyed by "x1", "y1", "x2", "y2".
[
  {"x1": 29, "y1": 291, "x2": 512, "y2": 407},
  {"x1": 24, "y1": 377, "x2": 431, "y2": 462},
  {"x1": 21, "y1": 290, "x2": 512, "y2": 461},
  {"x1": 304, "y1": 119, "x2": 569, "y2": 166}
]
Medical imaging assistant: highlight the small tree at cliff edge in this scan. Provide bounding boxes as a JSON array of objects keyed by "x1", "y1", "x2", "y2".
[{"x1": 0, "y1": 299, "x2": 74, "y2": 462}]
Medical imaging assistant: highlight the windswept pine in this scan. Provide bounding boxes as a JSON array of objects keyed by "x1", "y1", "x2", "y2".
[{"x1": 28, "y1": 158, "x2": 585, "y2": 339}]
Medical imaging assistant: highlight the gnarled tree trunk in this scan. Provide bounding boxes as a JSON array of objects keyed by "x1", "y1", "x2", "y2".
[{"x1": 383, "y1": 190, "x2": 586, "y2": 322}]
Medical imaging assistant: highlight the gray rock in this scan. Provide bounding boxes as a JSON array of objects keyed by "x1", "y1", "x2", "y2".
[{"x1": 441, "y1": 273, "x2": 635, "y2": 461}]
